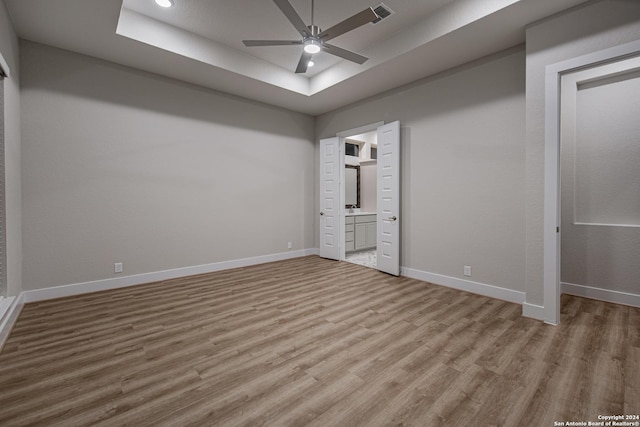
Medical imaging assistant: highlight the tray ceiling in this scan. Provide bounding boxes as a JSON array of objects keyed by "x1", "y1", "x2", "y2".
[{"x1": 6, "y1": 0, "x2": 589, "y2": 115}]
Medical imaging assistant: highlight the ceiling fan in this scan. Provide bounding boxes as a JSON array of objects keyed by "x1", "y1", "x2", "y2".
[{"x1": 243, "y1": 0, "x2": 379, "y2": 74}]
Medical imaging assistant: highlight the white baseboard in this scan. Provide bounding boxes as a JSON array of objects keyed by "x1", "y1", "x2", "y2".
[
  {"x1": 400, "y1": 267, "x2": 525, "y2": 305},
  {"x1": 562, "y1": 282, "x2": 640, "y2": 308},
  {"x1": 522, "y1": 302, "x2": 545, "y2": 321},
  {"x1": 0, "y1": 294, "x2": 24, "y2": 351},
  {"x1": 0, "y1": 297, "x2": 12, "y2": 321},
  {"x1": 22, "y1": 248, "x2": 318, "y2": 303}
]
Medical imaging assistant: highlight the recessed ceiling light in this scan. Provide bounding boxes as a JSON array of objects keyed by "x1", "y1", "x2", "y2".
[
  {"x1": 308, "y1": 60, "x2": 315, "y2": 67},
  {"x1": 303, "y1": 40, "x2": 321, "y2": 54},
  {"x1": 155, "y1": 0, "x2": 174, "y2": 8}
]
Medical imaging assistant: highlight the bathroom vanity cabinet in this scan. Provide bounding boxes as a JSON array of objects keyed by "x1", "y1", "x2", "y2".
[{"x1": 346, "y1": 213, "x2": 376, "y2": 252}]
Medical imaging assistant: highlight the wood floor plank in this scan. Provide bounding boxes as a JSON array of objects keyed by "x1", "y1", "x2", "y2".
[
  {"x1": 0, "y1": 255, "x2": 638, "y2": 426},
  {"x1": 625, "y1": 346, "x2": 640, "y2": 415}
]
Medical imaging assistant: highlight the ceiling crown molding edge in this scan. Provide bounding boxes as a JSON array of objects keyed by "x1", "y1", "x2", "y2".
[{"x1": 117, "y1": 7, "x2": 311, "y2": 96}]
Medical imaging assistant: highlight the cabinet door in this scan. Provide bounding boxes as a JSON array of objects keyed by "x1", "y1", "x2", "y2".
[
  {"x1": 355, "y1": 223, "x2": 367, "y2": 250},
  {"x1": 366, "y1": 222, "x2": 377, "y2": 248}
]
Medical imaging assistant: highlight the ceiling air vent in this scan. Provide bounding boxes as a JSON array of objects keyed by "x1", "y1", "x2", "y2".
[{"x1": 371, "y1": 3, "x2": 395, "y2": 24}]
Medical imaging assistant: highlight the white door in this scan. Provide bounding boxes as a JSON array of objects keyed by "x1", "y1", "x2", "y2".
[
  {"x1": 319, "y1": 137, "x2": 341, "y2": 260},
  {"x1": 377, "y1": 121, "x2": 400, "y2": 276}
]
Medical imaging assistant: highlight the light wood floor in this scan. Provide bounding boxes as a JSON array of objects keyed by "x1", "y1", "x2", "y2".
[{"x1": 0, "y1": 256, "x2": 638, "y2": 426}]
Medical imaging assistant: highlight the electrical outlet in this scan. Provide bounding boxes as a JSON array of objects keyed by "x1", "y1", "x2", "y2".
[
  {"x1": 287, "y1": 241, "x2": 292, "y2": 249},
  {"x1": 114, "y1": 262, "x2": 123, "y2": 274},
  {"x1": 464, "y1": 266, "x2": 471, "y2": 277}
]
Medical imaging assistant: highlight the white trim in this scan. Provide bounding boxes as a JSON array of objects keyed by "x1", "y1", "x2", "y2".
[
  {"x1": 336, "y1": 122, "x2": 385, "y2": 138},
  {"x1": 22, "y1": 249, "x2": 317, "y2": 303},
  {"x1": 340, "y1": 138, "x2": 346, "y2": 261},
  {"x1": 522, "y1": 302, "x2": 546, "y2": 322},
  {"x1": 0, "y1": 51, "x2": 9, "y2": 77},
  {"x1": 573, "y1": 222, "x2": 640, "y2": 228},
  {"x1": 562, "y1": 282, "x2": 640, "y2": 309},
  {"x1": 543, "y1": 39, "x2": 640, "y2": 326},
  {"x1": 401, "y1": 267, "x2": 525, "y2": 305},
  {"x1": 0, "y1": 297, "x2": 12, "y2": 323},
  {"x1": 0, "y1": 294, "x2": 23, "y2": 351},
  {"x1": 544, "y1": 59, "x2": 562, "y2": 326}
]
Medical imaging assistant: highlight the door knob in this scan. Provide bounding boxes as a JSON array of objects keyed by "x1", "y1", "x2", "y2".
[
  {"x1": 320, "y1": 212, "x2": 325, "y2": 216},
  {"x1": 388, "y1": 216, "x2": 397, "y2": 221}
]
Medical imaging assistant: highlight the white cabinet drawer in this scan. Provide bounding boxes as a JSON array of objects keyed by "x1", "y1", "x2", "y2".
[
  {"x1": 345, "y1": 231, "x2": 354, "y2": 243},
  {"x1": 355, "y1": 214, "x2": 376, "y2": 224},
  {"x1": 346, "y1": 216, "x2": 355, "y2": 225},
  {"x1": 345, "y1": 224, "x2": 354, "y2": 233}
]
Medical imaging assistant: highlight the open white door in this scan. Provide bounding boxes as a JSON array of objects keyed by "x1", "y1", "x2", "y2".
[
  {"x1": 377, "y1": 121, "x2": 400, "y2": 276},
  {"x1": 319, "y1": 137, "x2": 342, "y2": 260}
]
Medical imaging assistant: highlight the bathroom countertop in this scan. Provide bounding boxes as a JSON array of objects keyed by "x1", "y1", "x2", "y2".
[{"x1": 345, "y1": 211, "x2": 376, "y2": 216}]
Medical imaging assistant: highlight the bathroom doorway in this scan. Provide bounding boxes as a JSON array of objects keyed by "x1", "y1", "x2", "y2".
[
  {"x1": 344, "y1": 130, "x2": 378, "y2": 269},
  {"x1": 320, "y1": 121, "x2": 400, "y2": 275}
]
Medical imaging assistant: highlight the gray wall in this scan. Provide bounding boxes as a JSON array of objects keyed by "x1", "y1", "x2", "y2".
[
  {"x1": 0, "y1": 0, "x2": 21, "y2": 297},
  {"x1": 525, "y1": 0, "x2": 640, "y2": 306},
  {"x1": 317, "y1": 47, "x2": 526, "y2": 293},
  {"x1": 9, "y1": 0, "x2": 640, "y2": 306},
  {"x1": 561, "y1": 70, "x2": 640, "y2": 295},
  {"x1": 21, "y1": 41, "x2": 315, "y2": 291}
]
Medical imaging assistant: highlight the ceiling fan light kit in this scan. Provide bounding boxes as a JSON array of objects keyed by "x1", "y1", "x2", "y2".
[
  {"x1": 242, "y1": 0, "x2": 379, "y2": 74},
  {"x1": 303, "y1": 39, "x2": 321, "y2": 54},
  {"x1": 154, "y1": 0, "x2": 174, "y2": 8}
]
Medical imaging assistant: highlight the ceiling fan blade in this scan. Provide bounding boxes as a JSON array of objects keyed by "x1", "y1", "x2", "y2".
[
  {"x1": 243, "y1": 40, "x2": 303, "y2": 47},
  {"x1": 295, "y1": 51, "x2": 313, "y2": 74},
  {"x1": 323, "y1": 43, "x2": 368, "y2": 64},
  {"x1": 317, "y1": 7, "x2": 378, "y2": 42},
  {"x1": 273, "y1": 0, "x2": 312, "y2": 38}
]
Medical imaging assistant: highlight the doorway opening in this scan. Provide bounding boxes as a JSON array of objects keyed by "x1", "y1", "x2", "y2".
[
  {"x1": 343, "y1": 130, "x2": 378, "y2": 269},
  {"x1": 543, "y1": 40, "x2": 640, "y2": 324},
  {"x1": 319, "y1": 121, "x2": 400, "y2": 275},
  {"x1": 559, "y1": 56, "x2": 640, "y2": 310}
]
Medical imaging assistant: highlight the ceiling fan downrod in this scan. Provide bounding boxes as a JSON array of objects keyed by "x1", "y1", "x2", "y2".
[{"x1": 308, "y1": 0, "x2": 320, "y2": 37}]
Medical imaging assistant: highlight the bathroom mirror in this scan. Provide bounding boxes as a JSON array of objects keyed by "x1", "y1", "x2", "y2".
[{"x1": 345, "y1": 165, "x2": 360, "y2": 208}]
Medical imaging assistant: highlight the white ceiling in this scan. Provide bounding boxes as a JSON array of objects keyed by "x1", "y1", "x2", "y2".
[{"x1": 5, "y1": 0, "x2": 589, "y2": 115}]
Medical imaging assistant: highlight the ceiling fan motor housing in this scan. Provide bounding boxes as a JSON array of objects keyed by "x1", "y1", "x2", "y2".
[{"x1": 307, "y1": 25, "x2": 321, "y2": 37}]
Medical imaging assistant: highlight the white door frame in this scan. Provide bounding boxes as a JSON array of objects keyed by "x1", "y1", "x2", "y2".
[
  {"x1": 336, "y1": 122, "x2": 385, "y2": 261},
  {"x1": 543, "y1": 39, "x2": 640, "y2": 325}
]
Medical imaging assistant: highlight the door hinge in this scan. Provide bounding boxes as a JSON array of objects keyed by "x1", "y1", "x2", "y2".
[{"x1": 556, "y1": 226, "x2": 560, "y2": 233}]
